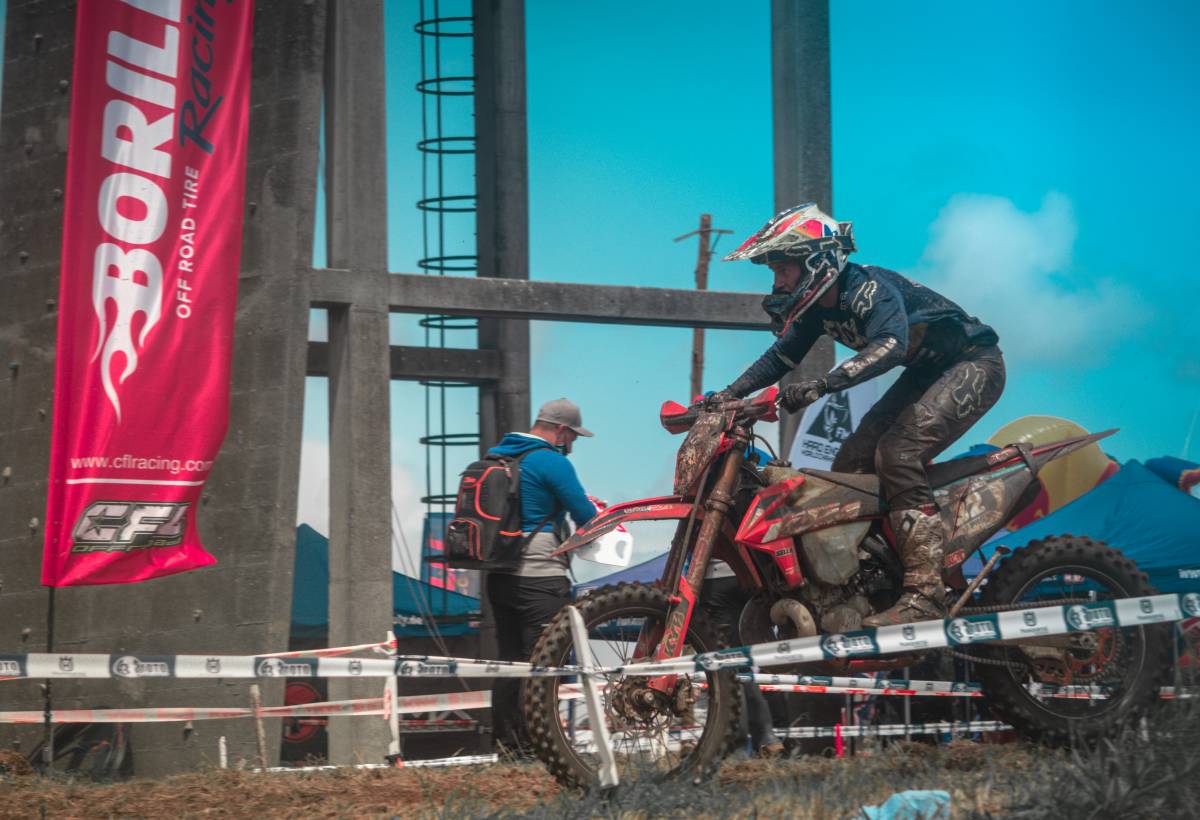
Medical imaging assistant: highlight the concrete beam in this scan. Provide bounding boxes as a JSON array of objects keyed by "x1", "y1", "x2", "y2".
[
  {"x1": 309, "y1": 269, "x2": 769, "y2": 330},
  {"x1": 308, "y1": 342, "x2": 502, "y2": 383}
]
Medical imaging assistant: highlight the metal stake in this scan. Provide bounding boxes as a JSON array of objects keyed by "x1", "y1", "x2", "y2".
[{"x1": 567, "y1": 605, "x2": 618, "y2": 788}]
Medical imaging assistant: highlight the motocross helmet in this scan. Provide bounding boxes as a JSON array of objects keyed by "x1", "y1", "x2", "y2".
[{"x1": 723, "y1": 203, "x2": 856, "y2": 335}]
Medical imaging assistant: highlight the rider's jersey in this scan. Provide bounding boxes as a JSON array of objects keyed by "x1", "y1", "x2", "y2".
[
  {"x1": 776, "y1": 263, "x2": 998, "y2": 370},
  {"x1": 728, "y1": 263, "x2": 999, "y2": 398}
]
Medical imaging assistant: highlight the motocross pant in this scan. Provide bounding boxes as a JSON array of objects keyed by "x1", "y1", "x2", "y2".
[{"x1": 830, "y1": 345, "x2": 1006, "y2": 510}]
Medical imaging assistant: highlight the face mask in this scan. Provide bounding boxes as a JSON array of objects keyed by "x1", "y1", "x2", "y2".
[
  {"x1": 761, "y1": 292, "x2": 793, "y2": 336},
  {"x1": 557, "y1": 428, "x2": 573, "y2": 456}
]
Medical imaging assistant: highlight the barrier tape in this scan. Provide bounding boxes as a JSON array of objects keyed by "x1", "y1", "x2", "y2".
[
  {"x1": 615, "y1": 592, "x2": 1200, "y2": 676},
  {"x1": 0, "y1": 690, "x2": 491, "y2": 724},
  {"x1": 758, "y1": 683, "x2": 983, "y2": 698},
  {"x1": 259, "y1": 639, "x2": 396, "y2": 659},
  {"x1": 742, "y1": 673, "x2": 982, "y2": 693},
  {"x1": 1, "y1": 592, "x2": 1194, "y2": 681},
  {"x1": 781, "y1": 720, "x2": 1011, "y2": 739},
  {"x1": 0, "y1": 653, "x2": 569, "y2": 680},
  {"x1": 263, "y1": 754, "x2": 498, "y2": 773}
]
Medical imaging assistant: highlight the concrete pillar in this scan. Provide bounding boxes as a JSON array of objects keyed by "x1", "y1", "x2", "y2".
[
  {"x1": 474, "y1": 0, "x2": 531, "y2": 445},
  {"x1": 323, "y1": 0, "x2": 393, "y2": 763},
  {"x1": 772, "y1": 0, "x2": 835, "y2": 454},
  {"x1": 473, "y1": 0, "x2": 532, "y2": 661},
  {"x1": 0, "y1": 1, "x2": 321, "y2": 773}
]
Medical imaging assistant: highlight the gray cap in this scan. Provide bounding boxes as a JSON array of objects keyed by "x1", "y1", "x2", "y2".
[{"x1": 535, "y1": 398, "x2": 594, "y2": 437}]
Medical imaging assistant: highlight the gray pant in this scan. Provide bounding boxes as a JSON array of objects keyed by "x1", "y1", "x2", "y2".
[{"x1": 832, "y1": 346, "x2": 1006, "y2": 510}]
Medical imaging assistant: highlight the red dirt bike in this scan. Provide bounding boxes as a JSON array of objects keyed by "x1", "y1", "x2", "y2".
[{"x1": 523, "y1": 388, "x2": 1171, "y2": 788}]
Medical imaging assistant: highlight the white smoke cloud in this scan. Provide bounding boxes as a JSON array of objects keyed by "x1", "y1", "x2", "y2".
[
  {"x1": 913, "y1": 193, "x2": 1148, "y2": 366},
  {"x1": 296, "y1": 438, "x2": 427, "y2": 576}
]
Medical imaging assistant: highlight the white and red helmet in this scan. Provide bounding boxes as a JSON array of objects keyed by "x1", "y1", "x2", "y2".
[{"x1": 724, "y1": 203, "x2": 856, "y2": 335}]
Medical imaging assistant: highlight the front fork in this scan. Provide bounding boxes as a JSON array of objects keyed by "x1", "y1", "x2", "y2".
[{"x1": 639, "y1": 428, "x2": 748, "y2": 694}]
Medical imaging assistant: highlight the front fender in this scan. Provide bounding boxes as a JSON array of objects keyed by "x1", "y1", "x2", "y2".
[{"x1": 551, "y1": 496, "x2": 695, "y2": 556}]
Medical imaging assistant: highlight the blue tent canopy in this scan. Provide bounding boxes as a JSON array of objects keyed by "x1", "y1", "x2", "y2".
[
  {"x1": 293, "y1": 524, "x2": 480, "y2": 638},
  {"x1": 979, "y1": 460, "x2": 1200, "y2": 593},
  {"x1": 575, "y1": 553, "x2": 667, "y2": 595}
]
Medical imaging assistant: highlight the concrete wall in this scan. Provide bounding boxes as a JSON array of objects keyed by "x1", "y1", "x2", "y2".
[{"x1": 0, "y1": 0, "x2": 322, "y2": 774}]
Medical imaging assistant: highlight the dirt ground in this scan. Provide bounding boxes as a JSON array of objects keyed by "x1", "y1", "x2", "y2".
[{"x1": 0, "y1": 742, "x2": 1038, "y2": 819}]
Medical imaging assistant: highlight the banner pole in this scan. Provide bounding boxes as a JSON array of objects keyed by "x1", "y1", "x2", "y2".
[{"x1": 42, "y1": 586, "x2": 56, "y2": 770}]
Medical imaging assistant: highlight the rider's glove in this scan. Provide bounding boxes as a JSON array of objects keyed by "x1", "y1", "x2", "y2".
[{"x1": 779, "y1": 378, "x2": 827, "y2": 412}]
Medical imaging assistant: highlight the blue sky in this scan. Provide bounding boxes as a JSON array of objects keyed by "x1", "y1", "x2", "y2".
[
  {"x1": 5, "y1": 1, "x2": 1198, "y2": 576},
  {"x1": 353, "y1": 0, "x2": 1198, "y2": 575}
]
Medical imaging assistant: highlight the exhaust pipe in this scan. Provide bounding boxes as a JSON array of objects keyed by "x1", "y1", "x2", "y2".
[{"x1": 769, "y1": 598, "x2": 817, "y2": 638}]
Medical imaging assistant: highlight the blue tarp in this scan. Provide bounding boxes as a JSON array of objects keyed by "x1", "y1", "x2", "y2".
[
  {"x1": 292, "y1": 524, "x2": 480, "y2": 638},
  {"x1": 584, "y1": 460, "x2": 1200, "y2": 594},
  {"x1": 979, "y1": 460, "x2": 1200, "y2": 592}
]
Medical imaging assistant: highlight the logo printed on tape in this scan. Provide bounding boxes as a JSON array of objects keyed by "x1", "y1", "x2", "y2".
[
  {"x1": 946, "y1": 617, "x2": 998, "y2": 644},
  {"x1": 112, "y1": 656, "x2": 171, "y2": 678},
  {"x1": 59, "y1": 656, "x2": 75, "y2": 673},
  {"x1": 820, "y1": 633, "x2": 878, "y2": 658},
  {"x1": 1181, "y1": 593, "x2": 1200, "y2": 617},
  {"x1": 348, "y1": 659, "x2": 363, "y2": 676},
  {"x1": 902, "y1": 626, "x2": 916, "y2": 641},
  {"x1": 256, "y1": 658, "x2": 316, "y2": 677},
  {"x1": 697, "y1": 649, "x2": 751, "y2": 671},
  {"x1": 1023, "y1": 612, "x2": 1038, "y2": 627},
  {"x1": 396, "y1": 660, "x2": 456, "y2": 677},
  {"x1": 205, "y1": 657, "x2": 222, "y2": 675},
  {"x1": 1066, "y1": 604, "x2": 1115, "y2": 630}
]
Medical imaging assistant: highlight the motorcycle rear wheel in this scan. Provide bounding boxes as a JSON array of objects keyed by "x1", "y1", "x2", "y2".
[
  {"x1": 523, "y1": 582, "x2": 741, "y2": 789},
  {"x1": 975, "y1": 535, "x2": 1172, "y2": 743}
]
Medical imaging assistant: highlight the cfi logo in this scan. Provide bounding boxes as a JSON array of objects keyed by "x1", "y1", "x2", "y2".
[
  {"x1": 58, "y1": 656, "x2": 75, "y2": 673},
  {"x1": 1066, "y1": 604, "x2": 1114, "y2": 630},
  {"x1": 901, "y1": 626, "x2": 917, "y2": 642},
  {"x1": 1140, "y1": 599, "x2": 1154, "y2": 615},
  {"x1": 205, "y1": 657, "x2": 222, "y2": 675},
  {"x1": 1023, "y1": 612, "x2": 1038, "y2": 628},
  {"x1": 348, "y1": 659, "x2": 363, "y2": 676},
  {"x1": 1182, "y1": 593, "x2": 1200, "y2": 617}
]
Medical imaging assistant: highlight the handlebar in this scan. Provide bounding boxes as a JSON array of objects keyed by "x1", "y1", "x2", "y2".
[{"x1": 659, "y1": 386, "x2": 780, "y2": 434}]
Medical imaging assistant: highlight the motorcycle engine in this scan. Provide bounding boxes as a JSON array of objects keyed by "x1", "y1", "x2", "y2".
[{"x1": 801, "y1": 535, "x2": 901, "y2": 632}]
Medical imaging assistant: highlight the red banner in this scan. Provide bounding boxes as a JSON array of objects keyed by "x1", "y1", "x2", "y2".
[{"x1": 43, "y1": 0, "x2": 255, "y2": 586}]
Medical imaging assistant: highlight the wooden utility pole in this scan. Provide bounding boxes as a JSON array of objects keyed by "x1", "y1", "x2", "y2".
[{"x1": 675, "y1": 215, "x2": 731, "y2": 399}]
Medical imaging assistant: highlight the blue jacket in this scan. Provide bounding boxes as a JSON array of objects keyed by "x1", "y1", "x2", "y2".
[{"x1": 487, "y1": 433, "x2": 598, "y2": 533}]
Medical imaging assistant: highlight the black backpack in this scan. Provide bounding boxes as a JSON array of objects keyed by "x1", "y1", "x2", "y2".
[{"x1": 443, "y1": 449, "x2": 552, "y2": 571}]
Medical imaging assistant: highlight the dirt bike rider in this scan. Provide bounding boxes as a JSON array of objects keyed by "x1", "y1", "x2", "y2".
[{"x1": 710, "y1": 203, "x2": 1006, "y2": 626}]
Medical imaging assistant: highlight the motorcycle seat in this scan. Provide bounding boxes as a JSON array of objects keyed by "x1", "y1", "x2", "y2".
[{"x1": 802, "y1": 450, "x2": 1006, "y2": 508}]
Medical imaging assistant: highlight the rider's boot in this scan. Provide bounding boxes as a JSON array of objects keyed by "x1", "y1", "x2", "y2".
[{"x1": 862, "y1": 505, "x2": 947, "y2": 627}]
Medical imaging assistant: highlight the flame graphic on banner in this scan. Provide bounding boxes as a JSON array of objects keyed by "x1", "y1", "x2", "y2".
[{"x1": 91, "y1": 246, "x2": 164, "y2": 421}]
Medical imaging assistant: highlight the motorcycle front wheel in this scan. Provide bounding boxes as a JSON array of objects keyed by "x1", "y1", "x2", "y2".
[{"x1": 523, "y1": 582, "x2": 742, "y2": 790}]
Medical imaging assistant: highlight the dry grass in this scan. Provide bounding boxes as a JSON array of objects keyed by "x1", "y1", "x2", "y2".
[{"x1": 3, "y1": 702, "x2": 1198, "y2": 819}]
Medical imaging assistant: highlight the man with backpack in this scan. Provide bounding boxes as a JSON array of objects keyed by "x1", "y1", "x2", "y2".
[{"x1": 484, "y1": 398, "x2": 598, "y2": 757}]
